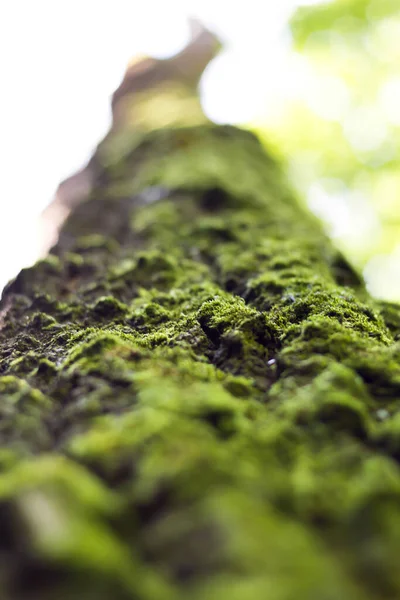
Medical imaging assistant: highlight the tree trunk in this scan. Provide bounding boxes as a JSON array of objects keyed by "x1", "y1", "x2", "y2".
[{"x1": 1, "y1": 123, "x2": 400, "y2": 600}]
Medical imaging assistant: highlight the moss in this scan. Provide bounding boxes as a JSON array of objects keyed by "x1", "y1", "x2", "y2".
[
  {"x1": 377, "y1": 300, "x2": 400, "y2": 340},
  {"x1": 280, "y1": 363, "x2": 372, "y2": 440},
  {"x1": 0, "y1": 376, "x2": 53, "y2": 452},
  {"x1": 3, "y1": 256, "x2": 62, "y2": 297},
  {"x1": 0, "y1": 124, "x2": 400, "y2": 598},
  {"x1": 27, "y1": 311, "x2": 58, "y2": 330},
  {"x1": 90, "y1": 296, "x2": 129, "y2": 321},
  {"x1": 34, "y1": 358, "x2": 59, "y2": 382},
  {"x1": 223, "y1": 375, "x2": 253, "y2": 398},
  {"x1": 74, "y1": 233, "x2": 121, "y2": 254}
]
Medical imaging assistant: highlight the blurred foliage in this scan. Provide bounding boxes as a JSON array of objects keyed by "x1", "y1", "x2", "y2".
[{"x1": 254, "y1": 0, "x2": 400, "y2": 301}]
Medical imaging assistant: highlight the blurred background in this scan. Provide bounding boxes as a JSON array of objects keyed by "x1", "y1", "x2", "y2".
[{"x1": 1, "y1": 0, "x2": 399, "y2": 301}]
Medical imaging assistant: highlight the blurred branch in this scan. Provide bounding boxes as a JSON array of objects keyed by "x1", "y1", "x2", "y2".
[{"x1": 41, "y1": 18, "x2": 222, "y2": 253}]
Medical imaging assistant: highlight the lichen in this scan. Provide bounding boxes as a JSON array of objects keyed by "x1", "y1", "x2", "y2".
[{"x1": 0, "y1": 124, "x2": 400, "y2": 599}]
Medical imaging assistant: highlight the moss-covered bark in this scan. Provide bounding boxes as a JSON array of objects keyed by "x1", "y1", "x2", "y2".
[{"x1": 1, "y1": 124, "x2": 400, "y2": 599}]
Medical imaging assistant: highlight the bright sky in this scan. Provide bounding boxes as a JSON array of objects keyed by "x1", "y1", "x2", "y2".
[{"x1": 0, "y1": 0, "x2": 323, "y2": 291}]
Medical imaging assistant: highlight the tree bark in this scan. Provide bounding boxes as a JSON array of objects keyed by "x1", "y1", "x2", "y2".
[{"x1": 1, "y1": 123, "x2": 400, "y2": 599}]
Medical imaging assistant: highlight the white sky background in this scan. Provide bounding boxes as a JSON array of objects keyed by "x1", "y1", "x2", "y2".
[{"x1": 0, "y1": 0, "x2": 339, "y2": 292}]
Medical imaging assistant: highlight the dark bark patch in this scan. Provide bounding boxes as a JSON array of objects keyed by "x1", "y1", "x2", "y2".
[{"x1": 200, "y1": 187, "x2": 231, "y2": 211}]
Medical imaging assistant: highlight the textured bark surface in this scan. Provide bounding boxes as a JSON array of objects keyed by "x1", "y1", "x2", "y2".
[{"x1": 1, "y1": 124, "x2": 400, "y2": 599}]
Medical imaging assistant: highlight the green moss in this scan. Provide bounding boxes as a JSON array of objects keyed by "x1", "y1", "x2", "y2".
[
  {"x1": 377, "y1": 300, "x2": 400, "y2": 340},
  {"x1": 0, "y1": 377, "x2": 53, "y2": 452},
  {"x1": 90, "y1": 296, "x2": 129, "y2": 321},
  {"x1": 279, "y1": 363, "x2": 372, "y2": 439},
  {"x1": 3, "y1": 256, "x2": 62, "y2": 297},
  {"x1": 74, "y1": 234, "x2": 121, "y2": 253},
  {"x1": 0, "y1": 124, "x2": 400, "y2": 598}
]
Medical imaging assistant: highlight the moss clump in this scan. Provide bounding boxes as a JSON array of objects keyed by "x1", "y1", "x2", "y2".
[
  {"x1": 0, "y1": 125, "x2": 400, "y2": 599},
  {"x1": 90, "y1": 296, "x2": 129, "y2": 321},
  {"x1": 0, "y1": 376, "x2": 53, "y2": 452}
]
